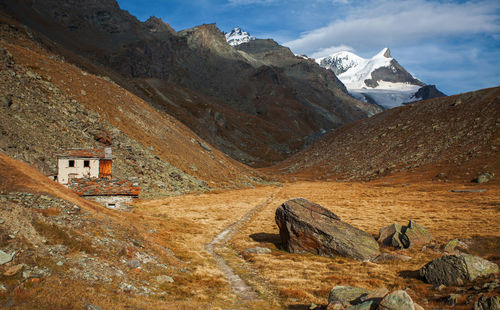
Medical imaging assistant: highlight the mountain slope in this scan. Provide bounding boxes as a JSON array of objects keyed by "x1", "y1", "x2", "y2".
[
  {"x1": 317, "y1": 48, "x2": 445, "y2": 109},
  {"x1": 0, "y1": 14, "x2": 266, "y2": 197},
  {"x1": 0, "y1": 0, "x2": 381, "y2": 166},
  {"x1": 271, "y1": 87, "x2": 500, "y2": 181}
]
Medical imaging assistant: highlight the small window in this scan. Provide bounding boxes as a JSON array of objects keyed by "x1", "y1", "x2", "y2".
[
  {"x1": 68, "y1": 160, "x2": 75, "y2": 167},
  {"x1": 84, "y1": 160, "x2": 90, "y2": 168}
]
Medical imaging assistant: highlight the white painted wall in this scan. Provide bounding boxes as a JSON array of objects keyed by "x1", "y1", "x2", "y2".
[
  {"x1": 57, "y1": 158, "x2": 100, "y2": 185},
  {"x1": 88, "y1": 196, "x2": 135, "y2": 211}
]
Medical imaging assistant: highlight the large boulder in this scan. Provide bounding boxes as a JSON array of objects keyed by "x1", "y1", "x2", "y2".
[
  {"x1": 420, "y1": 254, "x2": 499, "y2": 286},
  {"x1": 275, "y1": 198, "x2": 380, "y2": 261},
  {"x1": 378, "y1": 220, "x2": 432, "y2": 249},
  {"x1": 378, "y1": 290, "x2": 415, "y2": 310}
]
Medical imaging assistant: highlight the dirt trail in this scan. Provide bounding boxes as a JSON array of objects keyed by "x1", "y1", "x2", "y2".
[{"x1": 205, "y1": 190, "x2": 279, "y2": 301}]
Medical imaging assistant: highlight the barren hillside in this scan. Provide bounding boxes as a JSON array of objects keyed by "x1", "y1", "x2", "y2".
[
  {"x1": 0, "y1": 13, "x2": 267, "y2": 197},
  {"x1": 270, "y1": 87, "x2": 500, "y2": 183}
]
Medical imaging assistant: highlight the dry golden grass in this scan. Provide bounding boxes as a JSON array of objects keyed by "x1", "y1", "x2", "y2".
[{"x1": 225, "y1": 179, "x2": 500, "y2": 308}]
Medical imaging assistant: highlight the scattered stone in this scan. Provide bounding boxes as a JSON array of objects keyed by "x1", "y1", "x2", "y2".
[
  {"x1": 446, "y1": 294, "x2": 461, "y2": 306},
  {"x1": 378, "y1": 223, "x2": 403, "y2": 247},
  {"x1": 378, "y1": 220, "x2": 432, "y2": 249},
  {"x1": 328, "y1": 286, "x2": 369, "y2": 307},
  {"x1": 126, "y1": 259, "x2": 141, "y2": 269},
  {"x1": 443, "y1": 239, "x2": 468, "y2": 253},
  {"x1": 0, "y1": 219, "x2": 4, "y2": 224},
  {"x1": 244, "y1": 247, "x2": 271, "y2": 254},
  {"x1": 0, "y1": 250, "x2": 15, "y2": 265},
  {"x1": 420, "y1": 254, "x2": 499, "y2": 286},
  {"x1": 372, "y1": 252, "x2": 412, "y2": 263},
  {"x1": 3, "y1": 264, "x2": 23, "y2": 276},
  {"x1": 0, "y1": 284, "x2": 6, "y2": 292},
  {"x1": 401, "y1": 220, "x2": 432, "y2": 249},
  {"x1": 197, "y1": 140, "x2": 212, "y2": 152},
  {"x1": 474, "y1": 295, "x2": 500, "y2": 310},
  {"x1": 155, "y1": 275, "x2": 174, "y2": 284},
  {"x1": 80, "y1": 89, "x2": 87, "y2": 96},
  {"x1": 451, "y1": 189, "x2": 486, "y2": 193},
  {"x1": 275, "y1": 198, "x2": 380, "y2": 261},
  {"x1": 433, "y1": 284, "x2": 446, "y2": 291},
  {"x1": 84, "y1": 303, "x2": 103, "y2": 310},
  {"x1": 378, "y1": 290, "x2": 415, "y2": 310},
  {"x1": 56, "y1": 261, "x2": 64, "y2": 266},
  {"x1": 474, "y1": 172, "x2": 494, "y2": 184}
]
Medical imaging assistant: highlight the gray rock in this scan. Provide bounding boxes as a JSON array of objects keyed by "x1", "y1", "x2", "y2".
[
  {"x1": 378, "y1": 290, "x2": 415, "y2": 310},
  {"x1": 474, "y1": 295, "x2": 500, "y2": 310},
  {"x1": 155, "y1": 275, "x2": 174, "y2": 284},
  {"x1": 0, "y1": 250, "x2": 15, "y2": 265},
  {"x1": 328, "y1": 286, "x2": 370, "y2": 307},
  {"x1": 244, "y1": 247, "x2": 271, "y2": 254},
  {"x1": 443, "y1": 239, "x2": 468, "y2": 253},
  {"x1": 126, "y1": 259, "x2": 141, "y2": 269},
  {"x1": 84, "y1": 303, "x2": 103, "y2": 310},
  {"x1": 372, "y1": 252, "x2": 412, "y2": 263},
  {"x1": 275, "y1": 198, "x2": 380, "y2": 261},
  {"x1": 474, "y1": 172, "x2": 494, "y2": 184},
  {"x1": 378, "y1": 223, "x2": 403, "y2": 247},
  {"x1": 420, "y1": 254, "x2": 499, "y2": 286},
  {"x1": 378, "y1": 220, "x2": 432, "y2": 249},
  {"x1": 400, "y1": 220, "x2": 432, "y2": 249},
  {"x1": 346, "y1": 300, "x2": 374, "y2": 310}
]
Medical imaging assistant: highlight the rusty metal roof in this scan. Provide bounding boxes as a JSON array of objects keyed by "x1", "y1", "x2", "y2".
[
  {"x1": 68, "y1": 178, "x2": 140, "y2": 197},
  {"x1": 57, "y1": 149, "x2": 106, "y2": 159}
]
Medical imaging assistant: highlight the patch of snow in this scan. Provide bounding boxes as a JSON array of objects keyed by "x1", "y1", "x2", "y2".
[{"x1": 225, "y1": 27, "x2": 255, "y2": 46}]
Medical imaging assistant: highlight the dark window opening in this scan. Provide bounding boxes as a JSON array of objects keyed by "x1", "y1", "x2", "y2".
[
  {"x1": 84, "y1": 160, "x2": 90, "y2": 168},
  {"x1": 68, "y1": 160, "x2": 75, "y2": 167}
]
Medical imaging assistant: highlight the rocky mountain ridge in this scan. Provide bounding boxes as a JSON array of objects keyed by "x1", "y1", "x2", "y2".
[{"x1": 0, "y1": 0, "x2": 381, "y2": 166}]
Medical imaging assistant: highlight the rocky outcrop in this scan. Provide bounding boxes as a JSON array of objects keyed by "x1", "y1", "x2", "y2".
[
  {"x1": 327, "y1": 287, "x2": 422, "y2": 310},
  {"x1": 275, "y1": 198, "x2": 380, "y2": 261},
  {"x1": 420, "y1": 254, "x2": 499, "y2": 286},
  {"x1": 378, "y1": 290, "x2": 416, "y2": 310},
  {"x1": 413, "y1": 85, "x2": 446, "y2": 101},
  {"x1": 328, "y1": 286, "x2": 370, "y2": 307},
  {"x1": 378, "y1": 220, "x2": 432, "y2": 249}
]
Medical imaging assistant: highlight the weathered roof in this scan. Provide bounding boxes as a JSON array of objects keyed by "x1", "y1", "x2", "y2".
[
  {"x1": 57, "y1": 149, "x2": 106, "y2": 159},
  {"x1": 68, "y1": 178, "x2": 140, "y2": 197}
]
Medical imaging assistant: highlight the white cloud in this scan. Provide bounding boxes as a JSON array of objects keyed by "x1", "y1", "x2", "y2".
[
  {"x1": 310, "y1": 44, "x2": 355, "y2": 58},
  {"x1": 284, "y1": 0, "x2": 500, "y2": 56}
]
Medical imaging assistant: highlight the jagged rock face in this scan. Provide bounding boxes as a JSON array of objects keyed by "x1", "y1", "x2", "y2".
[
  {"x1": 1, "y1": 0, "x2": 381, "y2": 166},
  {"x1": 275, "y1": 198, "x2": 380, "y2": 261},
  {"x1": 413, "y1": 85, "x2": 446, "y2": 100},
  {"x1": 365, "y1": 59, "x2": 425, "y2": 88}
]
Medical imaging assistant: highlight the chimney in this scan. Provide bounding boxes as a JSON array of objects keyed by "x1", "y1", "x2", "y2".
[{"x1": 105, "y1": 147, "x2": 112, "y2": 159}]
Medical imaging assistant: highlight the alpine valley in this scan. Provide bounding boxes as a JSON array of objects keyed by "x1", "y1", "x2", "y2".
[{"x1": 0, "y1": 1, "x2": 498, "y2": 310}]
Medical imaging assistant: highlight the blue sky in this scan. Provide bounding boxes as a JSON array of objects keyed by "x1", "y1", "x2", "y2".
[{"x1": 116, "y1": 0, "x2": 500, "y2": 95}]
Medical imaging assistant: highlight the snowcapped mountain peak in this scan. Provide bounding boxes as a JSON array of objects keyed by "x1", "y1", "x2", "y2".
[
  {"x1": 375, "y1": 47, "x2": 392, "y2": 59},
  {"x1": 225, "y1": 27, "x2": 255, "y2": 46},
  {"x1": 316, "y1": 48, "x2": 443, "y2": 109}
]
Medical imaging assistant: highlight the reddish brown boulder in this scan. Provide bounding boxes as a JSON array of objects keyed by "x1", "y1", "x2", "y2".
[{"x1": 275, "y1": 198, "x2": 380, "y2": 261}]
